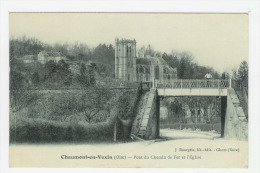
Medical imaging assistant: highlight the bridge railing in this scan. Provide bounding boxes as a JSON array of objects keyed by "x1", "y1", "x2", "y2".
[{"x1": 155, "y1": 79, "x2": 231, "y2": 89}]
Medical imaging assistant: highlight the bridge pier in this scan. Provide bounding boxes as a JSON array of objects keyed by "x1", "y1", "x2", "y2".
[{"x1": 221, "y1": 96, "x2": 227, "y2": 137}]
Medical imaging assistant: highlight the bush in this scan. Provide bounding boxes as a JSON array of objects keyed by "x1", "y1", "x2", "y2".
[
  {"x1": 9, "y1": 88, "x2": 141, "y2": 143},
  {"x1": 10, "y1": 70, "x2": 24, "y2": 90},
  {"x1": 31, "y1": 72, "x2": 40, "y2": 85},
  {"x1": 10, "y1": 90, "x2": 42, "y2": 112},
  {"x1": 9, "y1": 117, "x2": 115, "y2": 143}
]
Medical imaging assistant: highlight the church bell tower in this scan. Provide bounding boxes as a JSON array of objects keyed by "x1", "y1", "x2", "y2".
[{"x1": 115, "y1": 38, "x2": 137, "y2": 82}]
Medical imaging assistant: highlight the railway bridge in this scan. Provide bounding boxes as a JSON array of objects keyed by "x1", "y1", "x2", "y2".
[{"x1": 130, "y1": 79, "x2": 248, "y2": 140}]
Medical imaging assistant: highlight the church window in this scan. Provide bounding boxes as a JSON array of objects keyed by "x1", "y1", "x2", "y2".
[
  {"x1": 145, "y1": 67, "x2": 150, "y2": 74},
  {"x1": 146, "y1": 73, "x2": 149, "y2": 81},
  {"x1": 155, "y1": 66, "x2": 159, "y2": 80},
  {"x1": 164, "y1": 68, "x2": 167, "y2": 74},
  {"x1": 139, "y1": 67, "x2": 144, "y2": 73}
]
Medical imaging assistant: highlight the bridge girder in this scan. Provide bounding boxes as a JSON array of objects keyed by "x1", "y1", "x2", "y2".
[{"x1": 157, "y1": 88, "x2": 228, "y2": 97}]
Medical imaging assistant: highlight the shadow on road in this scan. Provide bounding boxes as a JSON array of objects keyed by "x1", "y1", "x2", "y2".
[
  {"x1": 160, "y1": 135, "x2": 215, "y2": 141},
  {"x1": 158, "y1": 129, "x2": 222, "y2": 142}
]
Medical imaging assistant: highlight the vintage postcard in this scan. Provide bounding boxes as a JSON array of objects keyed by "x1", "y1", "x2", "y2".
[{"x1": 9, "y1": 13, "x2": 248, "y2": 168}]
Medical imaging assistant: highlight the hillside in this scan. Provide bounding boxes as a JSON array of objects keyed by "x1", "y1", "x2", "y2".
[{"x1": 10, "y1": 88, "x2": 141, "y2": 143}]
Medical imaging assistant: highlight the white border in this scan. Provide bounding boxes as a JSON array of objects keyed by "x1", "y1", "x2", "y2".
[{"x1": 1, "y1": 0, "x2": 260, "y2": 173}]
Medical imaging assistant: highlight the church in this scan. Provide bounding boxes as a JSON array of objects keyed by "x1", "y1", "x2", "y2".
[{"x1": 114, "y1": 38, "x2": 177, "y2": 83}]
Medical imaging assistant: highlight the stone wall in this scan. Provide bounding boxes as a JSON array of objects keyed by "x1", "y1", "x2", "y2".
[
  {"x1": 224, "y1": 88, "x2": 248, "y2": 140},
  {"x1": 146, "y1": 89, "x2": 160, "y2": 139},
  {"x1": 131, "y1": 89, "x2": 160, "y2": 139}
]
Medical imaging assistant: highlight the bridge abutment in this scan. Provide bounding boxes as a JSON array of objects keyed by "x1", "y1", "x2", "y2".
[
  {"x1": 131, "y1": 89, "x2": 160, "y2": 139},
  {"x1": 224, "y1": 88, "x2": 248, "y2": 140}
]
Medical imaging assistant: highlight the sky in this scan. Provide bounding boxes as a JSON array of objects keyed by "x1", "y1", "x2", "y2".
[{"x1": 9, "y1": 13, "x2": 248, "y2": 73}]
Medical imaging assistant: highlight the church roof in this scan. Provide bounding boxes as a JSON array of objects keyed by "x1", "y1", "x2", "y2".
[
  {"x1": 136, "y1": 56, "x2": 177, "y2": 73},
  {"x1": 22, "y1": 55, "x2": 37, "y2": 60},
  {"x1": 39, "y1": 51, "x2": 62, "y2": 57}
]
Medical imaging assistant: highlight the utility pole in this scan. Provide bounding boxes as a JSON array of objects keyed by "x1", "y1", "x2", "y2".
[{"x1": 113, "y1": 121, "x2": 117, "y2": 142}]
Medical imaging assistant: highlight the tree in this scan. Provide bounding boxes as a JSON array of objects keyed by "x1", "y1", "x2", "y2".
[
  {"x1": 80, "y1": 63, "x2": 87, "y2": 76},
  {"x1": 9, "y1": 36, "x2": 45, "y2": 58},
  {"x1": 178, "y1": 57, "x2": 186, "y2": 79},
  {"x1": 77, "y1": 64, "x2": 96, "y2": 87},
  {"x1": 45, "y1": 60, "x2": 58, "y2": 76},
  {"x1": 57, "y1": 60, "x2": 70, "y2": 74},
  {"x1": 162, "y1": 49, "x2": 221, "y2": 79},
  {"x1": 10, "y1": 70, "x2": 24, "y2": 90},
  {"x1": 88, "y1": 66, "x2": 96, "y2": 86},
  {"x1": 238, "y1": 60, "x2": 248, "y2": 87},
  {"x1": 53, "y1": 43, "x2": 68, "y2": 56},
  {"x1": 232, "y1": 68, "x2": 238, "y2": 80},
  {"x1": 93, "y1": 44, "x2": 115, "y2": 65},
  {"x1": 31, "y1": 72, "x2": 40, "y2": 85},
  {"x1": 138, "y1": 46, "x2": 146, "y2": 58},
  {"x1": 80, "y1": 88, "x2": 111, "y2": 123},
  {"x1": 162, "y1": 53, "x2": 179, "y2": 69}
]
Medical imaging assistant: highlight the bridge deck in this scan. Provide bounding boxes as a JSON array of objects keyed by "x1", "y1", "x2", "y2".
[
  {"x1": 155, "y1": 79, "x2": 230, "y2": 89},
  {"x1": 154, "y1": 79, "x2": 230, "y2": 96},
  {"x1": 157, "y1": 88, "x2": 228, "y2": 96}
]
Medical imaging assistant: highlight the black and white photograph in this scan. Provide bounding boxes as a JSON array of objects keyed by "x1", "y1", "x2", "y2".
[{"x1": 7, "y1": 12, "x2": 250, "y2": 168}]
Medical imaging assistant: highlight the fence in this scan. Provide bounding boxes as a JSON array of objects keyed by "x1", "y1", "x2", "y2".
[{"x1": 155, "y1": 79, "x2": 230, "y2": 89}]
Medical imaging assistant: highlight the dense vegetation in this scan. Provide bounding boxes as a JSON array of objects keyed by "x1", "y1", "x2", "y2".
[
  {"x1": 232, "y1": 60, "x2": 248, "y2": 89},
  {"x1": 161, "y1": 97, "x2": 221, "y2": 124},
  {"x1": 10, "y1": 36, "x2": 115, "y2": 88},
  {"x1": 162, "y1": 52, "x2": 221, "y2": 79},
  {"x1": 160, "y1": 96, "x2": 222, "y2": 133},
  {"x1": 9, "y1": 36, "x2": 136, "y2": 143},
  {"x1": 9, "y1": 36, "x2": 248, "y2": 142},
  {"x1": 137, "y1": 45, "x2": 221, "y2": 79},
  {"x1": 10, "y1": 36, "x2": 114, "y2": 64},
  {"x1": 10, "y1": 38, "x2": 118, "y2": 91},
  {"x1": 10, "y1": 88, "x2": 140, "y2": 143}
]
